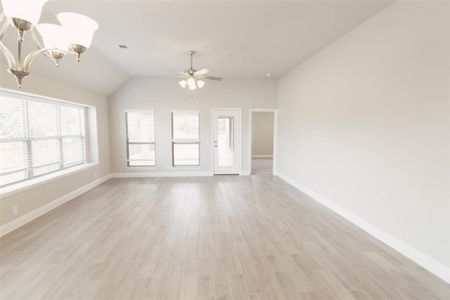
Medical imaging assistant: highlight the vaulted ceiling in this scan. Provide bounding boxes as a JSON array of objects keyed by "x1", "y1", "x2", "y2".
[{"x1": 1, "y1": 1, "x2": 392, "y2": 96}]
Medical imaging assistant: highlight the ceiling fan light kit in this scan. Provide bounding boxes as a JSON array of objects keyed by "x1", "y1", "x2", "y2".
[
  {"x1": 0, "y1": 0, "x2": 99, "y2": 87},
  {"x1": 177, "y1": 50, "x2": 222, "y2": 90}
]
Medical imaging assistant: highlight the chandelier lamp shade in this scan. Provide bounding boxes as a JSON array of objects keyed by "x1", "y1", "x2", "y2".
[
  {"x1": 0, "y1": 0, "x2": 99, "y2": 87},
  {"x1": 2, "y1": 0, "x2": 48, "y2": 25}
]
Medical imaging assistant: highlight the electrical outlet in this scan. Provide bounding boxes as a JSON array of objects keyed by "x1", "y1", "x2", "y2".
[{"x1": 12, "y1": 205, "x2": 18, "y2": 216}]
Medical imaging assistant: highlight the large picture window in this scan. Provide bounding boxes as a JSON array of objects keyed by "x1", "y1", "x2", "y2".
[
  {"x1": 171, "y1": 110, "x2": 200, "y2": 166},
  {"x1": 125, "y1": 111, "x2": 155, "y2": 166},
  {"x1": 0, "y1": 95, "x2": 86, "y2": 187}
]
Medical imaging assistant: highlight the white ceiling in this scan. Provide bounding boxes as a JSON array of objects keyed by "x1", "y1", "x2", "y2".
[{"x1": 1, "y1": 1, "x2": 392, "y2": 95}]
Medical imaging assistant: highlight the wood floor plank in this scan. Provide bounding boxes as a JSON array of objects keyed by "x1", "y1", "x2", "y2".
[{"x1": 0, "y1": 176, "x2": 449, "y2": 300}]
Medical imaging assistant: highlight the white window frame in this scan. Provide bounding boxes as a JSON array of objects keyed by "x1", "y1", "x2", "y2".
[
  {"x1": 171, "y1": 110, "x2": 200, "y2": 167},
  {"x1": 125, "y1": 110, "x2": 156, "y2": 167},
  {"x1": 0, "y1": 89, "x2": 88, "y2": 188}
]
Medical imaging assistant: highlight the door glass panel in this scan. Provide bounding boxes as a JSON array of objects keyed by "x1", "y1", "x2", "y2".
[{"x1": 217, "y1": 117, "x2": 234, "y2": 167}]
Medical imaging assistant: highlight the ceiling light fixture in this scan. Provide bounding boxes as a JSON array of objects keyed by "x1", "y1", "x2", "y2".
[
  {"x1": 0, "y1": 0, "x2": 99, "y2": 87},
  {"x1": 197, "y1": 79, "x2": 205, "y2": 89},
  {"x1": 176, "y1": 51, "x2": 223, "y2": 90},
  {"x1": 178, "y1": 79, "x2": 187, "y2": 88}
]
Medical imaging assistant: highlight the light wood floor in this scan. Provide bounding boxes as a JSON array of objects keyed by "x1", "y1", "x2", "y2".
[
  {"x1": 1, "y1": 176, "x2": 449, "y2": 300},
  {"x1": 251, "y1": 159, "x2": 273, "y2": 175}
]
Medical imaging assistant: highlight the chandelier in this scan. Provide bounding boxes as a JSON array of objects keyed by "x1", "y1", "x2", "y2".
[{"x1": 0, "y1": 0, "x2": 98, "y2": 87}]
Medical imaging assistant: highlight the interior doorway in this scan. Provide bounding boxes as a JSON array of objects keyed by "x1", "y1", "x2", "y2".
[{"x1": 249, "y1": 109, "x2": 276, "y2": 175}]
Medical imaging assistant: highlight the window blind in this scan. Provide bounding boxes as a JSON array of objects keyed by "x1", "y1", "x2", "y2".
[{"x1": 0, "y1": 95, "x2": 86, "y2": 187}]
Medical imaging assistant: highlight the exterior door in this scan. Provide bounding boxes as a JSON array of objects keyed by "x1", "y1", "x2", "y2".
[{"x1": 212, "y1": 109, "x2": 241, "y2": 174}]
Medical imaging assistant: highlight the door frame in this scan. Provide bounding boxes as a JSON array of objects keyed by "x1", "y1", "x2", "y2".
[
  {"x1": 211, "y1": 108, "x2": 242, "y2": 175},
  {"x1": 248, "y1": 108, "x2": 278, "y2": 175}
]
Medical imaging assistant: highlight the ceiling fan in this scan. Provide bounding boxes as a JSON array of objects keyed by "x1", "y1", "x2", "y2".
[{"x1": 177, "y1": 50, "x2": 222, "y2": 90}]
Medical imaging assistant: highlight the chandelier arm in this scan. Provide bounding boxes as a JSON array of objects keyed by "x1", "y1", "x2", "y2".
[
  {"x1": 0, "y1": 41, "x2": 17, "y2": 69},
  {"x1": 23, "y1": 47, "x2": 53, "y2": 72},
  {"x1": 0, "y1": 14, "x2": 9, "y2": 40},
  {"x1": 30, "y1": 27, "x2": 45, "y2": 50},
  {"x1": 29, "y1": 27, "x2": 53, "y2": 59}
]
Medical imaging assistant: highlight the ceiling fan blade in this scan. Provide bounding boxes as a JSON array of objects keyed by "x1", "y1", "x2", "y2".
[
  {"x1": 205, "y1": 76, "x2": 223, "y2": 81},
  {"x1": 177, "y1": 71, "x2": 189, "y2": 76},
  {"x1": 194, "y1": 68, "x2": 210, "y2": 76}
]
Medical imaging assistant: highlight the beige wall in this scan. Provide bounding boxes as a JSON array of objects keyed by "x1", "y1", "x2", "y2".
[
  {"x1": 276, "y1": 1, "x2": 450, "y2": 269},
  {"x1": 0, "y1": 70, "x2": 111, "y2": 226},
  {"x1": 252, "y1": 112, "x2": 274, "y2": 157},
  {"x1": 109, "y1": 78, "x2": 277, "y2": 174}
]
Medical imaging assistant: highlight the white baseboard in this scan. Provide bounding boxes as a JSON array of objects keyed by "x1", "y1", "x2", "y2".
[
  {"x1": 252, "y1": 155, "x2": 273, "y2": 158},
  {"x1": 0, "y1": 174, "x2": 112, "y2": 238},
  {"x1": 275, "y1": 171, "x2": 450, "y2": 284},
  {"x1": 111, "y1": 171, "x2": 213, "y2": 178},
  {"x1": 239, "y1": 170, "x2": 251, "y2": 176}
]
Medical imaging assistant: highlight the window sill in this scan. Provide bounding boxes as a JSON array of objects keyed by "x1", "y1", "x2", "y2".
[
  {"x1": 125, "y1": 166, "x2": 158, "y2": 171},
  {"x1": 170, "y1": 166, "x2": 202, "y2": 170},
  {"x1": 0, "y1": 163, "x2": 99, "y2": 198}
]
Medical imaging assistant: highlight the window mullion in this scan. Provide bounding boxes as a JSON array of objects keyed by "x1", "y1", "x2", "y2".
[
  {"x1": 125, "y1": 111, "x2": 130, "y2": 166},
  {"x1": 81, "y1": 136, "x2": 86, "y2": 163},
  {"x1": 57, "y1": 106, "x2": 64, "y2": 170},
  {"x1": 82, "y1": 108, "x2": 87, "y2": 162},
  {"x1": 23, "y1": 100, "x2": 33, "y2": 179}
]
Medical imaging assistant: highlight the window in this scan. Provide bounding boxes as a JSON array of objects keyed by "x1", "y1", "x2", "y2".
[
  {"x1": 0, "y1": 95, "x2": 86, "y2": 187},
  {"x1": 125, "y1": 111, "x2": 155, "y2": 166},
  {"x1": 171, "y1": 110, "x2": 200, "y2": 166}
]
